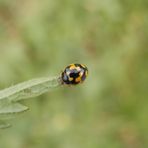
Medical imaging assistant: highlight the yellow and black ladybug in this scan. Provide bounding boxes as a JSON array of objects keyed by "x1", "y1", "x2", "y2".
[{"x1": 61, "y1": 63, "x2": 88, "y2": 85}]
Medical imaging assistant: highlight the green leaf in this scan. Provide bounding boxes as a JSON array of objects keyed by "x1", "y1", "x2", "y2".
[
  {"x1": 0, "y1": 103, "x2": 29, "y2": 120},
  {"x1": 0, "y1": 76, "x2": 61, "y2": 103},
  {"x1": 0, "y1": 120, "x2": 11, "y2": 129},
  {"x1": 0, "y1": 103, "x2": 29, "y2": 114},
  {"x1": 0, "y1": 76, "x2": 61, "y2": 127}
]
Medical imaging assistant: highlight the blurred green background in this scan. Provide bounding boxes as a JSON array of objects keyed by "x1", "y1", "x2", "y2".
[{"x1": 0, "y1": 0, "x2": 148, "y2": 147}]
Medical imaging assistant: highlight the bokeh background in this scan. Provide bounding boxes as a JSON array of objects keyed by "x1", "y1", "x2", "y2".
[{"x1": 0, "y1": 0, "x2": 148, "y2": 147}]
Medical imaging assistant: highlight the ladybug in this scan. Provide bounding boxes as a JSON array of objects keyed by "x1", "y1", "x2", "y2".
[{"x1": 61, "y1": 63, "x2": 88, "y2": 85}]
